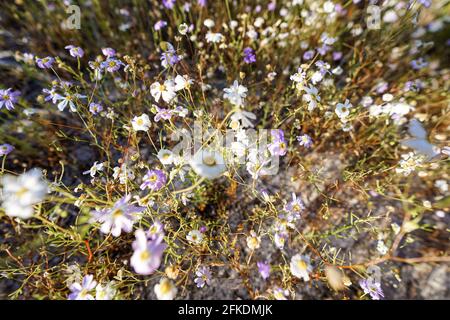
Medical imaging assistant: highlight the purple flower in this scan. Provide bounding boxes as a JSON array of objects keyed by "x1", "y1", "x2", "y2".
[
  {"x1": 285, "y1": 193, "x2": 305, "y2": 218},
  {"x1": 160, "y1": 43, "x2": 180, "y2": 68},
  {"x1": 102, "y1": 47, "x2": 116, "y2": 57},
  {"x1": 303, "y1": 50, "x2": 315, "y2": 60},
  {"x1": 0, "y1": 144, "x2": 14, "y2": 156},
  {"x1": 268, "y1": 129, "x2": 287, "y2": 156},
  {"x1": 317, "y1": 44, "x2": 330, "y2": 56},
  {"x1": 36, "y1": 56, "x2": 55, "y2": 69},
  {"x1": 131, "y1": 229, "x2": 167, "y2": 275},
  {"x1": 194, "y1": 266, "x2": 212, "y2": 288},
  {"x1": 268, "y1": 1, "x2": 276, "y2": 11},
  {"x1": 65, "y1": 45, "x2": 84, "y2": 58},
  {"x1": 154, "y1": 106, "x2": 173, "y2": 122},
  {"x1": 197, "y1": 0, "x2": 207, "y2": 7},
  {"x1": 90, "y1": 195, "x2": 145, "y2": 237},
  {"x1": 43, "y1": 87, "x2": 59, "y2": 104},
  {"x1": 359, "y1": 279, "x2": 384, "y2": 300},
  {"x1": 68, "y1": 275, "x2": 97, "y2": 300},
  {"x1": 243, "y1": 47, "x2": 256, "y2": 64},
  {"x1": 410, "y1": 58, "x2": 428, "y2": 70},
  {"x1": 147, "y1": 220, "x2": 165, "y2": 241},
  {"x1": 332, "y1": 51, "x2": 343, "y2": 61},
  {"x1": 0, "y1": 88, "x2": 20, "y2": 111},
  {"x1": 140, "y1": 169, "x2": 167, "y2": 191},
  {"x1": 257, "y1": 261, "x2": 271, "y2": 280},
  {"x1": 297, "y1": 134, "x2": 313, "y2": 148},
  {"x1": 101, "y1": 58, "x2": 125, "y2": 72},
  {"x1": 89, "y1": 102, "x2": 103, "y2": 115},
  {"x1": 162, "y1": 0, "x2": 175, "y2": 9},
  {"x1": 154, "y1": 20, "x2": 168, "y2": 31},
  {"x1": 404, "y1": 79, "x2": 425, "y2": 92}
]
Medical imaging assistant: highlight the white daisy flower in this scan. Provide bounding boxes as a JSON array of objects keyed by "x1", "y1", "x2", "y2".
[
  {"x1": 186, "y1": 229, "x2": 204, "y2": 245},
  {"x1": 189, "y1": 149, "x2": 226, "y2": 179},
  {"x1": 154, "y1": 278, "x2": 177, "y2": 300},
  {"x1": 335, "y1": 99, "x2": 352, "y2": 121},
  {"x1": 205, "y1": 32, "x2": 224, "y2": 43},
  {"x1": 157, "y1": 149, "x2": 175, "y2": 165},
  {"x1": 290, "y1": 254, "x2": 313, "y2": 281},
  {"x1": 1, "y1": 169, "x2": 48, "y2": 219},
  {"x1": 132, "y1": 113, "x2": 151, "y2": 131},
  {"x1": 150, "y1": 80, "x2": 176, "y2": 103}
]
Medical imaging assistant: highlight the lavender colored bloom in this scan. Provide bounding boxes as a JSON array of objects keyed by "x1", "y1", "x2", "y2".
[
  {"x1": 65, "y1": 45, "x2": 84, "y2": 58},
  {"x1": 268, "y1": 1, "x2": 276, "y2": 11},
  {"x1": 410, "y1": 58, "x2": 428, "y2": 70},
  {"x1": 243, "y1": 47, "x2": 256, "y2": 64},
  {"x1": 36, "y1": 56, "x2": 55, "y2": 69},
  {"x1": 160, "y1": 43, "x2": 180, "y2": 68},
  {"x1": 285, "y1": 193, "x2": 305, "y2": 218},
  {"x1": 375, "y1": 82, "x2": 388, "y2": 94},
  {"x1": 131, "y1": 229, "x2": 167, "y2": 275},
  {"x1": 333, "y1": 51, "x2": 343, "y2": 61},
  {"x1": 43, "y1": 87, "x2": 59, "y2": 104},
  {"x1": 102, "y1": 47, "x2": 116, "y2": 57},
  {"x1": 140, "y1": 169, "x2": 167, "y2": 191},
  {"x1": 416, "y1": 0, "x2": 431, "y2": 8},
  {"x1": 194, "y1": 266, "x2": 212, "y2": 288},
  {"x1": 197, "y1": 0, "x2": 206, "y2": 7},
  {"x1": 89, "y1": 102, "x2": 103, "y2": 115},
  {"x1": 199, "y1": 226, "x2": 207, "y2": 233},
  {"x1": 101, "y1": 58, "x2": 125, "y2": 72},
  {"x1": 0, "y1": 144, "x2": 14, "y2": 156},
  {"x1": 359, "y1": 279, "x2": 384, "y2": 300},
  {"x1": 68, "y1": 275, "x2": 97, "y2": 300},
  {"x1": 303, "y1": 50, "x2": 315, "y2": 60},
  {"x1": 0, "y1": 88, "x2": 20, "y2": 110},
  {"x1": 404, "y1": 79, "x2": 425, "y2": 92},
  {"x1": 154, "y1": 20, "x2": 168, "y2": 31},
  {"x1": 147, "y1": 220, "x2": 165, "y2": 241},
  {"x1": 317, "y1": 44, "x2": 330, "y2": 56},
  {"x1": 162, "y1": 0, "x2": 175, "y2": 9},
  {"x1": 257, "y1": 261, "x2": 271, "y2": 280},
  {"x1": 268, "y1": 129, "x2": 287, "y2": 156},
  {"x1": 297, "y1": 134, "x2": 313, "y2": 148},
  {"x1": 154, "y1": 106, "x2": 173, "y2": 122},
  {"x1": 90, "y1": 195, "x2": 145, "y2": 237}
]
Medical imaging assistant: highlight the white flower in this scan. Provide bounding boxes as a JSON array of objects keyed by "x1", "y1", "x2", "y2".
[
  {"x1": 186, "y1": 229, "x2": 204, "y2": 245},
  {"x1": 303, "y1": 85, "x2": 321, "y2": 111},
  {"x1": 203, "y1": 19, "x2": 215, "y2": 28},
  {"x1": 132, "y1": 114, "x2": 151, "y2": 131},
  {"x1": 246, "y1": 231, "x2": 261, "y2": 250},
  {"x1": 83, "y1": 161, "x2": 105, "y2": 177},
  {"x1": 335, "y1": 99, "x2": 352, "y2": 121},
  {"x1": 154, "y1": 278, "x2": 177, "y2": 300},
  {"x1": 150, "y1": 80, "x2": 176, "y2": 103},
  {"x1": 56, "y1": 93, "x2": 86, "y2": 112},
  {"x1": 174, "y1": 74, "x2": 193, "y2": 91},
  {"x1": 112, "y1": 164, "x2": 135, "y2": 184},
  {"x1": 310, "y1": 71, "x2": 323, "y2": 84},
  {"x1": 189, "y1": 150, "x2": 226, "y2": 179},
  {"x1": 1, "y1": 169, "x2": 48, "y2": 219},
  {"x1": 206, "y1": 32, "x2": 224, "y2": 43},
  {"x1": 229, "y1": 110, "x2": 256, "y2": 129},
  {"x1": 223, "y1": 80, "x2": 248, "y2": 106},
  {"x1": 290, "y1": 254, "x2": 313, "y2": 281},
  {"x1": 95, "y1": 282, "x2": 116, "y2": 300},
  {"x1": 157, "y1": 149, "x2": 175, "y2": 165},
  {"x1": 376, "y1": 240, "x2": 389, "y2": 255}
]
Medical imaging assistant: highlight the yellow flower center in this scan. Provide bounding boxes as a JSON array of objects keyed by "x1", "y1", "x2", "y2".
[{"x1": 203, "y1": 155, "x2": 216, "y2": 166}]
